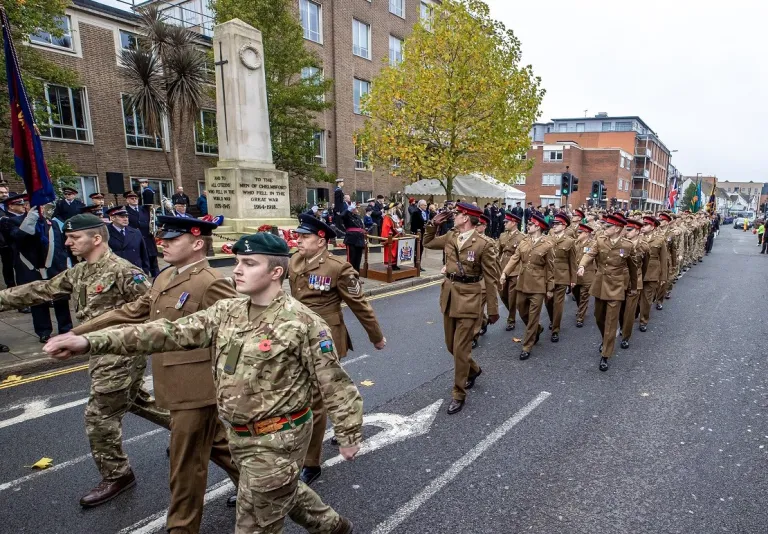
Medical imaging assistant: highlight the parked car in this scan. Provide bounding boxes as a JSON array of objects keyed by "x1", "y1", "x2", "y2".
[
  {"x1": 723, "y1": 215, "x2": 734, "y2": 225},
  {"x1": 733, "y1": 210, "x2": 756, "y2": 229}
]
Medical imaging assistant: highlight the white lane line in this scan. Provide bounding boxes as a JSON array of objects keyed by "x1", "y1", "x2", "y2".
[
  {"x1": 342, "y1": 353, "x2": 370, "y2": 366},
  {"x1": 0, "y1": 377, "x2": 154, "y2": 430},
  {"x1": 0, "y1": 428, "x2": 166, "y2": 493},
  {"x1": 117, "y1": 479, "x2": 234, "y2": 534},
  {"x1": 371, "y1": 391, "x2": 551, "y2": 534}
]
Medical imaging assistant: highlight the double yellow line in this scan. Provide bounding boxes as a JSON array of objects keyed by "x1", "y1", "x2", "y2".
[{"x1": 0, "y1": 280, "x2": 442, "y2": 390}]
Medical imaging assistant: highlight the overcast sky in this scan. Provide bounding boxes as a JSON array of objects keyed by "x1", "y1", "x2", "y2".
[{"x1": 485, "y1": 0, "x2": 768, "y2": 182}]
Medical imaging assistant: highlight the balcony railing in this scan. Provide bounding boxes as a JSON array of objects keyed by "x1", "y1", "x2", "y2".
[
  {"x1": 634, "y1": 147, "x2": 652, "y2": 158},
  {"x1": 631, "y1": 189, "x2": 648, "y2": 199},
  {"x1": 633, "y1": 168, "x2": 650, "y2": 178}
]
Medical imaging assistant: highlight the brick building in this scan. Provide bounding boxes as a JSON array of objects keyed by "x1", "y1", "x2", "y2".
[
  {"x1": 517, "y1": 141, "x2": 633, "y2": 211},
  {"x1": 539, "y1": 114, "x2": 673, "y2": 212}
]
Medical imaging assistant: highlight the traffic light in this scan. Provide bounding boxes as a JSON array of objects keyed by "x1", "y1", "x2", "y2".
[
  {"x1": 571, "y1": 174, "x2": 579, "y2": 192},
  {"x1": 561, "y1": 172, "x2": 571, "y2": 196},
  {"x1": 591, "y1": 181, "x2": 600, "y2": 199},
  {"x1": 600, "y1": 180, "x2": 607, "y2": 202}
]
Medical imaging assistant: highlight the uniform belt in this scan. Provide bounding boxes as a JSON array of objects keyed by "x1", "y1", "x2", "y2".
[
  {"x1": 445, "y1": 273, "x2": 482, "y2": 283},
  {"x1": 345, "y1": 227, "x2": 365, "y2": 233},
  {"x1": 228, "y1": 407, "x2": 312, "y2": 438}
]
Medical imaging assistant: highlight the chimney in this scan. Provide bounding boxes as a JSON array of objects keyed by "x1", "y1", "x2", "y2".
[{"x1": 595, "y1": 112, "x2": 608, "y2": 118}]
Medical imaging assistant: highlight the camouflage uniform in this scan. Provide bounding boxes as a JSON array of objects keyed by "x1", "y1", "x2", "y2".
[
  {"x1": 83, "y1": 292, "x2": 363, "y2": 534},
  {"x1": 0, "y1": 250, "x2": 170, "y2": 481}
]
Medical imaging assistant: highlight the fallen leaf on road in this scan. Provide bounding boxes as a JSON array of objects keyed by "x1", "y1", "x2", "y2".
[
  {"x1": 512, "y1": 338, "x2": 522, "y2": 343},
  {"x1": 426, "y1": 321, "x2": 434, "y2": 325},
  {"x1": 1, "y1": 375, "x2": 23, "y2": 385},
  {"x1": 360, "y1": 380, "x2": 375, "y2": 387},
  {"x1": 26, "y1": 458, "x2": 54, "y2": 470}
]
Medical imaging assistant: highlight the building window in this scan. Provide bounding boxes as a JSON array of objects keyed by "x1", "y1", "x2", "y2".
[
  {"x1": 306, "y1": 188, "x2": 318, "y2": 206},
  {"x1": 576, "y1": 123, "x2": 585, "y2": 133},
  {"x1": 618, "y1": 179, "x2": 623, "y2": 190},
  {"x1": 543, "y1": 150, "x2": 563, "y2": 162},
  {"x1": 616, "y1": 121, "x2": 632, "y2": 131},
  {"x1": 355, "y1": 190, "x2": 372, "y2": 204},
  {"x1": 63, "y1": 175, "x2": 99, "y2": 199},
  {"x1": 355, "y1": 144, "x2": 369, "y2": 170},
  {"x1": 353, "y1": 78, "x2": 370, "y2": 115},
  {"x1": 542, "y1": 173, "x2": 560, "y2": 186},
  {"x1": 389, "y1": 35, "x2": 403, "y2": 66},
  {"x1": 352, "y1": 19, "x2": 371, "y2": 59},
  {"x1": 122, "y1": 94, "x2": 163, "y2": 149},
  {"x1": 308, "y1": 130, "x2": 325, "y2": 165},
  {"x1": 30, "y1": 15, "x2": 73, "y2": 50},
  {"x1": 119, "y1": 30, "x2": 143, "y2": 51},
  {"x1": 194, "y1": 109, "x2": 218, "y2": 155},
  {"x1": 420, "y1": 1, "x2": 434, "y2": 27},
  {"x1": 301, "y1": 66, "x2": 325, "y2": 101},
  {"x1": 558, "y1": 123, "x2": 567, "y2": 132},
  {"x1": 602, "y1": 121, "x2": 612, "y2": 131},
  {"x1": 40, "y1": 85, "x2": 90, "y2": 142},
  {"x1": 300, "y1": 0, "x2": 322, "y2": 43},
  {"x1": 131, "y1": 178, "x2": 174, "y2": 214},
  {"x1": 390, "y1": 0, "x2": 405, "y2": 18}
]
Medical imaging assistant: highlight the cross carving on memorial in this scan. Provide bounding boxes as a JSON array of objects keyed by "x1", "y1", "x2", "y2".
[{"x1": 214, "y1": 40, "x2": 229, "y2": 143}]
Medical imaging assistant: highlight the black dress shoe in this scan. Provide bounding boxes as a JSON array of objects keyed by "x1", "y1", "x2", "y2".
[
  {"x1": 665, "y1": 292, "x2": 671, "y2": 299},
  {"x1": 391, "y1": 265, "x2": 401, "y2": 271},
  {"x1": 505, "y1": 323, "x2": 515, "y2": 331},
  {"x1": 639, "y1": 324, "x2": 647, "y2": 332},
  {"x1": 226, "y1": 495, "x2": 237, "y2": 507},
  {"x1": 471, "y1": 338, "x2": 478, "y2": 349},
  {"x1": 519, "y1": 351, "x2": 530, "y2": 360},
  {"x1": 39, "y1": 335, "x2": 50, "y2": 343},
  {"x1": 550, "y1": 333, "x2": 559, "y2": 343},
  {"x1": 548, "y1": 323, "x2": 553, "y2": 330},
  {"x1": 447, "y1": 399, "x2": 464, "y2": 415},
  {"x1": 656, "y1": 303, "x2": 663, "y2": 310},
  {"x1": 479, "y1": 324, "x2": 488, "y2": 336},
  {"x1": 465, "y1": 368, "x2": 482, "y2": 389},
  {"x1": 599, "y1": 357, "x2": 609, "y2": 372},
  {"x1": 620, "y1": 340, "x2": 629, "y2": 349},
  {"x1": 0, "y1": 344, "x2": 8, "y2": 352},
  {"x1": 299, "y1": 466, "x2": 322, "y2": 485},
  {"x1": 576, "y1": 321, "x2": 584, "y2": 328}
]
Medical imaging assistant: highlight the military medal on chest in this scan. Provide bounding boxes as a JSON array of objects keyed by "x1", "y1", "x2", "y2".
[
  {"x1": 324, "y1": 276, "x2": 331, "y2": 291},
  {"x1": 175, "y1": 291, "x2": 190, "y2": 310},
  {"x1": 619, "y1": 249, "x2": 625, "y2": 257},
  {"x1": 467, "y1": 250, "x2": 476, "y2": 262}
]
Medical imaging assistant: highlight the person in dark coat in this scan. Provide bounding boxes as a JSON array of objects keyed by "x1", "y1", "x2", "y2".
[
  {"x1": 0, "y1": 194, "x2": 73, "y2": 341},
  {"x1": 410, "y1": 200, "x2": 430, "y2": 269},
  {"x1": 124, "y1": 191, "x2": 160, "y2": 276},
  {"x1": 173, "y1": 200, "x2": 195, "y2": 219},
  {"x1": 0, "y1": 184, "x2": 15, "y2": 288},
  {"x1": 139, "y1": 178, "x2": 156, "y2": 206},
  {"x1": 196, "y1": 190, "x2": 208, "y2": 216},
  {"x1": 52, "y1": 187, "x2": 84, "y2": 222},
  {"x1": 371, "y1": 195, "x2": 385, "y2": 236},
  {"x1": 171, "y1": 186, "x2": 190, "y2": 207},
  {"x1": 341, "y1": 202, "x2": 367, "y2": 273},
  {"x1": 333, "y1": 178, "x2": 347, "y2": 221},
  {"x1": 107, "y1": 206, "x2": 150, "y2": 274}
]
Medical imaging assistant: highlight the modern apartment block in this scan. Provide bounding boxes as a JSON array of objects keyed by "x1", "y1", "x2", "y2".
[{"x1": 543, "y1": 113, "x2": 673, "y2": 211}]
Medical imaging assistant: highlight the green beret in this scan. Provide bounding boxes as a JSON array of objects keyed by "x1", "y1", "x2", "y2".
[
  {"x1": 232, "y1": 232, "x2": 290, "y2": 256},
  {"x1": 64, "y1": 213, "x2": 105, "y2": 232}
]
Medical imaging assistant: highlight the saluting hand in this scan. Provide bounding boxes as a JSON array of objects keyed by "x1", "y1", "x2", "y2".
[
  {"x1": 340, "y1": 444, "x2": 361, "y2": 461},
  {"x1": 43, "y1": 333, "x2": 90, "y2": 360}
]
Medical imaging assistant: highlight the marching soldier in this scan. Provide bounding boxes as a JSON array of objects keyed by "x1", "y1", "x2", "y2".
[
  {"x1": 46, "y1": 232, "x2": 361, "y2": 534},
  {"x1": 566, "y1": 208, "x2": 585, "y2": 238},
  {"x1": 425, "y1": 203, "x2": 500, "y2": 415},
  {"x1": 619, "y1": 219, "x2": 648, "y2": 349},
  {"x1": 577, "y1": 214, "x2": 638, "y2": 372},
  {"x1": 500, "y1": 212, "x2": 554, "y2": 361},
  {"x1": 498, "y1": 212, "x2": 525, "y2": 331},
  {"x1": 472, "y1": 213, "x2": 496, "y2": 346},
  {"x1": 69, "y1": 216, "x2": 240, "y2": 531},
  {"x1": 0, "y1": 213, "x2": 170, "y2": 506},
  {"x1": 573, "y1": 223, "x2": 596, "y2": 328},
  {"x1": 288, "y1": 213, "x2": 385, "y2": 485},
  {"x1": 639, "y1": 215, "x2": 668, "y2": 327},
  {"x1": 659, "y1": 212, "x2": 678, "y2": 299},
  {"x1": 544, "y1": 212, "x2": 576, "y2": 342}
]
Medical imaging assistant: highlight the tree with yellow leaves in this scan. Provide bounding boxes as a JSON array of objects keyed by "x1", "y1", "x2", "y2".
[{"x1": 355, "y1": 0, "x2": 544, "y2": 200}]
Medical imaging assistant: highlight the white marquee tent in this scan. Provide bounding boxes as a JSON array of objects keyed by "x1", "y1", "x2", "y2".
[{"x1": 404, "y1": 174, "x2": 525, "y2": 206}]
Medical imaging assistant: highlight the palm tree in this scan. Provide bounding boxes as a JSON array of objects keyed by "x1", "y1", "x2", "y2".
[{"x1": 120, "y1": 5, "x2": 209, "y2": 188}]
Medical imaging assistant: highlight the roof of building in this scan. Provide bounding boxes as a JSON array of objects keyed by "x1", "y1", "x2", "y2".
[{"x1": 71, "y1": 0, "x2": 139, "y2": 22}]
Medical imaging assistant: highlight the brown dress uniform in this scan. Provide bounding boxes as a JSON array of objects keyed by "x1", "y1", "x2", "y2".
[
  {"x1": 72, "y1": 260, "x2": 240, "y2": 533},
  {"x1": 423, "y1": 224, "x2": 500, "y2": 401},
  {"x1": 545, "y1": 233, "x2": 577, "y2": 336},
  {"x1": 498, "y1": 228, "x2": 526, "y2": 327},
  {"x1": 503, "y1": 237, "x2": 555, "y2": 353},
  {"x1": 639, "y1": 230, "x2": 669, "y2": 326},
  {"x1": 289, "y1": 249, "x2": 383, "y2": 468},
  {"x1": 574, "y1": 236, "x2": 596, "y2": 324},
  {"x1": 620, "y1": 238, "x2": 649, "y2": 343},
  {"x1": 579, "y1": 234, "x2": 638, "y2": 358}
]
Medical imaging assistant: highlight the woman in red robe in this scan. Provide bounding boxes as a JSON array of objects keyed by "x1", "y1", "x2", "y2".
[{"x1": 381, "y1": 204, "x2": 402, "y2": 270}]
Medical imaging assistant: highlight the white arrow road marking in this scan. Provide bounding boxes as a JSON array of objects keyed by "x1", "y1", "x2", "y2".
[
  {"x1": 371, "y1": 391, "x2": 551, "y2": 534},
  {"x1": 118, "y1": 399, "x2": 442, "y2": 534},
  {"x1": 0, "y1": 376, "x2": 154, "y2": 431},
  {"x1": 322, "y1": 400, "x2": 443, "y2": 468}
]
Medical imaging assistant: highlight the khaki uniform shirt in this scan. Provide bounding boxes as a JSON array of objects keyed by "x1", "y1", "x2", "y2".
[
  {"x1": 504, "y1": 236, "x2": 555, "y2": 295},
  {"x1": 498, "y1": 230, "x2": 526, "y2": 275},
  {"x1": 84, "y1": 293, "x2": 364, "y2": 447},
  {"x1": 575, "y1": 237, "x2": 597, "y2": 286},
  {"x1": 289, "y1": 249, "x2": 383, "y2": 358},
  {"x1": 547, "y1": 233, "x2": 577, "y2": 286},
  {"x1": 72, "y1": 259, "x2": 237, "y2": 411},
  {"x1": 643, "y1": 231, "x2": 669, "y2": 282},
  {"x1": 580, "y1": 236, "x2": 638, "y2": 301}
]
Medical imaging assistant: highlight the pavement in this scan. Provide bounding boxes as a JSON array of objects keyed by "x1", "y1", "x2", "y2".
[
  {"x1": 0, "y1": 248, "x2": 446, "y2": 377},
  {"x1": 0, "y1": 227, "x2": 766, "y2": 533}
]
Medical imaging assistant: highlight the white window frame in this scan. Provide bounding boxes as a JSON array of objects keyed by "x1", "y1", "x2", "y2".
[
  {"x1": 308, "y1": 130, "x2": 325, "y2": 166},
  {"x1": 121, "y1": 94, "x2": 167, "y2": 151},
  {"x1": 194, "y1": 108, "x2": 218, "y2": 156},
  {"x1": 63, "y1": 175, "x2": 99, "y2": 200},
  {"x1": 301, "y1": 66, "x2": 325, "y2": 102},
  {"x1": 602, "y1": 121, "x2": 612, "y2": 131},
  {"x1": 558, "y1": 123, "x2": 567, "y2": 132},
  {"x1": 353, "y1": 78, "x2": 371, "y2": 115},
  {"x1": 30, "y1": 15, "x2": 73, "y2": 51},
  {"x1": 300, "y1": 0, "x2": 323, "y2": 44},
  {"x1": 542, "y1": 173, "x2": 560, "y2": 186},
  {"x1": 306, "y1": 188, "x2": 318, "y2": 206},
  {"x1": 420, "y1": 1, "x2": 435, "y2": 29},
  {"x1": 616, "y1": 121, "x2": 632, "y2": 132},
  {"x1": 576, "y1": 123, "x2": 585, "y2": 132},
  {"x1": 355, "y1": 144, "x2": 369, "y2": 170},
  {"x1": 353, "y1": 19, "x2": 371, "y2": 60},
  {"x1": 543, "y1": 150, "x2": 563, "y2": 162},
  {"x1": 130, "y1": 177, "x2": 174, "y2": 214},
  {"x1": 40, "y1": 85, "x2": 91, "y2": 143},
  {"x1": 389, "y1": 35, "x2": 404, "y2": 66},
  {"x1": 118, "y1": 29, "x2": 143, "y2": 52},
  {"x1": 355, "y1": 190, "x2": 372, "y2": 204},
  {"x1": 390, "y1": 0, "x2": 405, "y2": 19}
]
